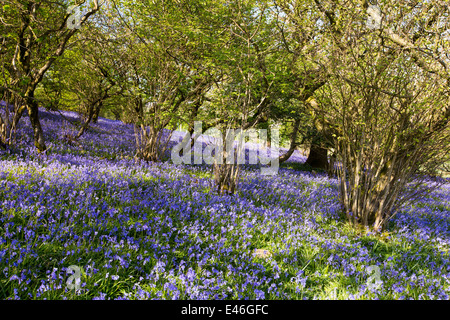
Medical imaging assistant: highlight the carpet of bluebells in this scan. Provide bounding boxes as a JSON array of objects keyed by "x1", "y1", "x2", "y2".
[{"x1": 1, "y1": 108, "x2": 450, "y2": 300}]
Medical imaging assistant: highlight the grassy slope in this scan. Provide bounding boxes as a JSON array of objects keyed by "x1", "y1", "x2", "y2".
[{"x1": 0, "y1": 109, "x2": 449, "y2": 300}]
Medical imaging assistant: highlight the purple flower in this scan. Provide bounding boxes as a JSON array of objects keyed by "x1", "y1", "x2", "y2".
[{"x1": 254, "y1": 289, "x2": 265, "y2": 299}]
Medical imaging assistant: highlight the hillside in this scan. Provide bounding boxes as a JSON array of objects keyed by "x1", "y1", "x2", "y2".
[{"x1": 1, "y1": 109, "x2": 450, "y2": 300}]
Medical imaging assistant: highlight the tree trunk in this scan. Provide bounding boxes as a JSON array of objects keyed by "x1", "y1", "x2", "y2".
[
  {"x1": 178, "y1": 127, "x2": 195, "y2": 158},
  {"x1": 27, "y1": 97, "x2": 46, "y2": 152},
  {"x1": 92, "y1": 102, "x2": 102, "y2": 124},
  {"x1": 0, "y1": 115, "x2": 6, "y2": 149},
  {"x1": 327, "y1": 151, "x2": 337, "y2": 178},
  {"x1": 10, "y1": 104, "x2": 26, "y2": 138},
  {"x1": 279, "y1": 118, "x2": 301, "y2": 164},
  {"x1": 76, "y1": 102, "x2": 99, "y2": 139},
  {"x1": 213, "y1": 161, "x2": 240, "y2": 195},
  {"x1": 305, "y1": 143, "x2": 328, "y2": 170},
  {"x1": 212, "y1": 131, "x2": 241, "y2": 195}
]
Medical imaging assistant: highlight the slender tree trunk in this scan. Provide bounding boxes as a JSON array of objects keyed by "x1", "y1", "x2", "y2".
[
  {"x1": 77, "y1": 96, "x2": 106, "y2": 138},
  {"x1": 76, "y1": 103, "x2": 97, "y2": 139},
  {"x1": 178, "y1": 128, "x2": 195, "y2": 157},
  {"x1": 305, "y1": 142, "x2": 328, "y2": 170},
  {"x1": 279, "y1": 145, "x2": 296, "y2": 163},
  {"x1": 26, "y1": 95, "x2": 46, "y2": 152},
  {"x1": 179, "y1": 120, "x2": 215, "y2": 157},
  {"x1": 279, "y1": 118, "x2": 301, "y2": 163},
  {"x1": 113, "y1": 109, "x2": 121, "y2": 121},
  {"x1": 0, "y1": 95, "x2": 8, "y2": 148},
  {"x1": 0, "y1": 115, "x2": 6, "y2": 149},
  {"x1": 213, "y1": 132, "x2": 240, "y2": 195},
  {"x1": 92, "y1": 102, "x2": 102, "y2": 124},
  {"x1": 1, "y1": 92, "x2": 28, "y2": 146},
  {"x1": 10, "y1": 105, "x2": 25, "y2": 135}
]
